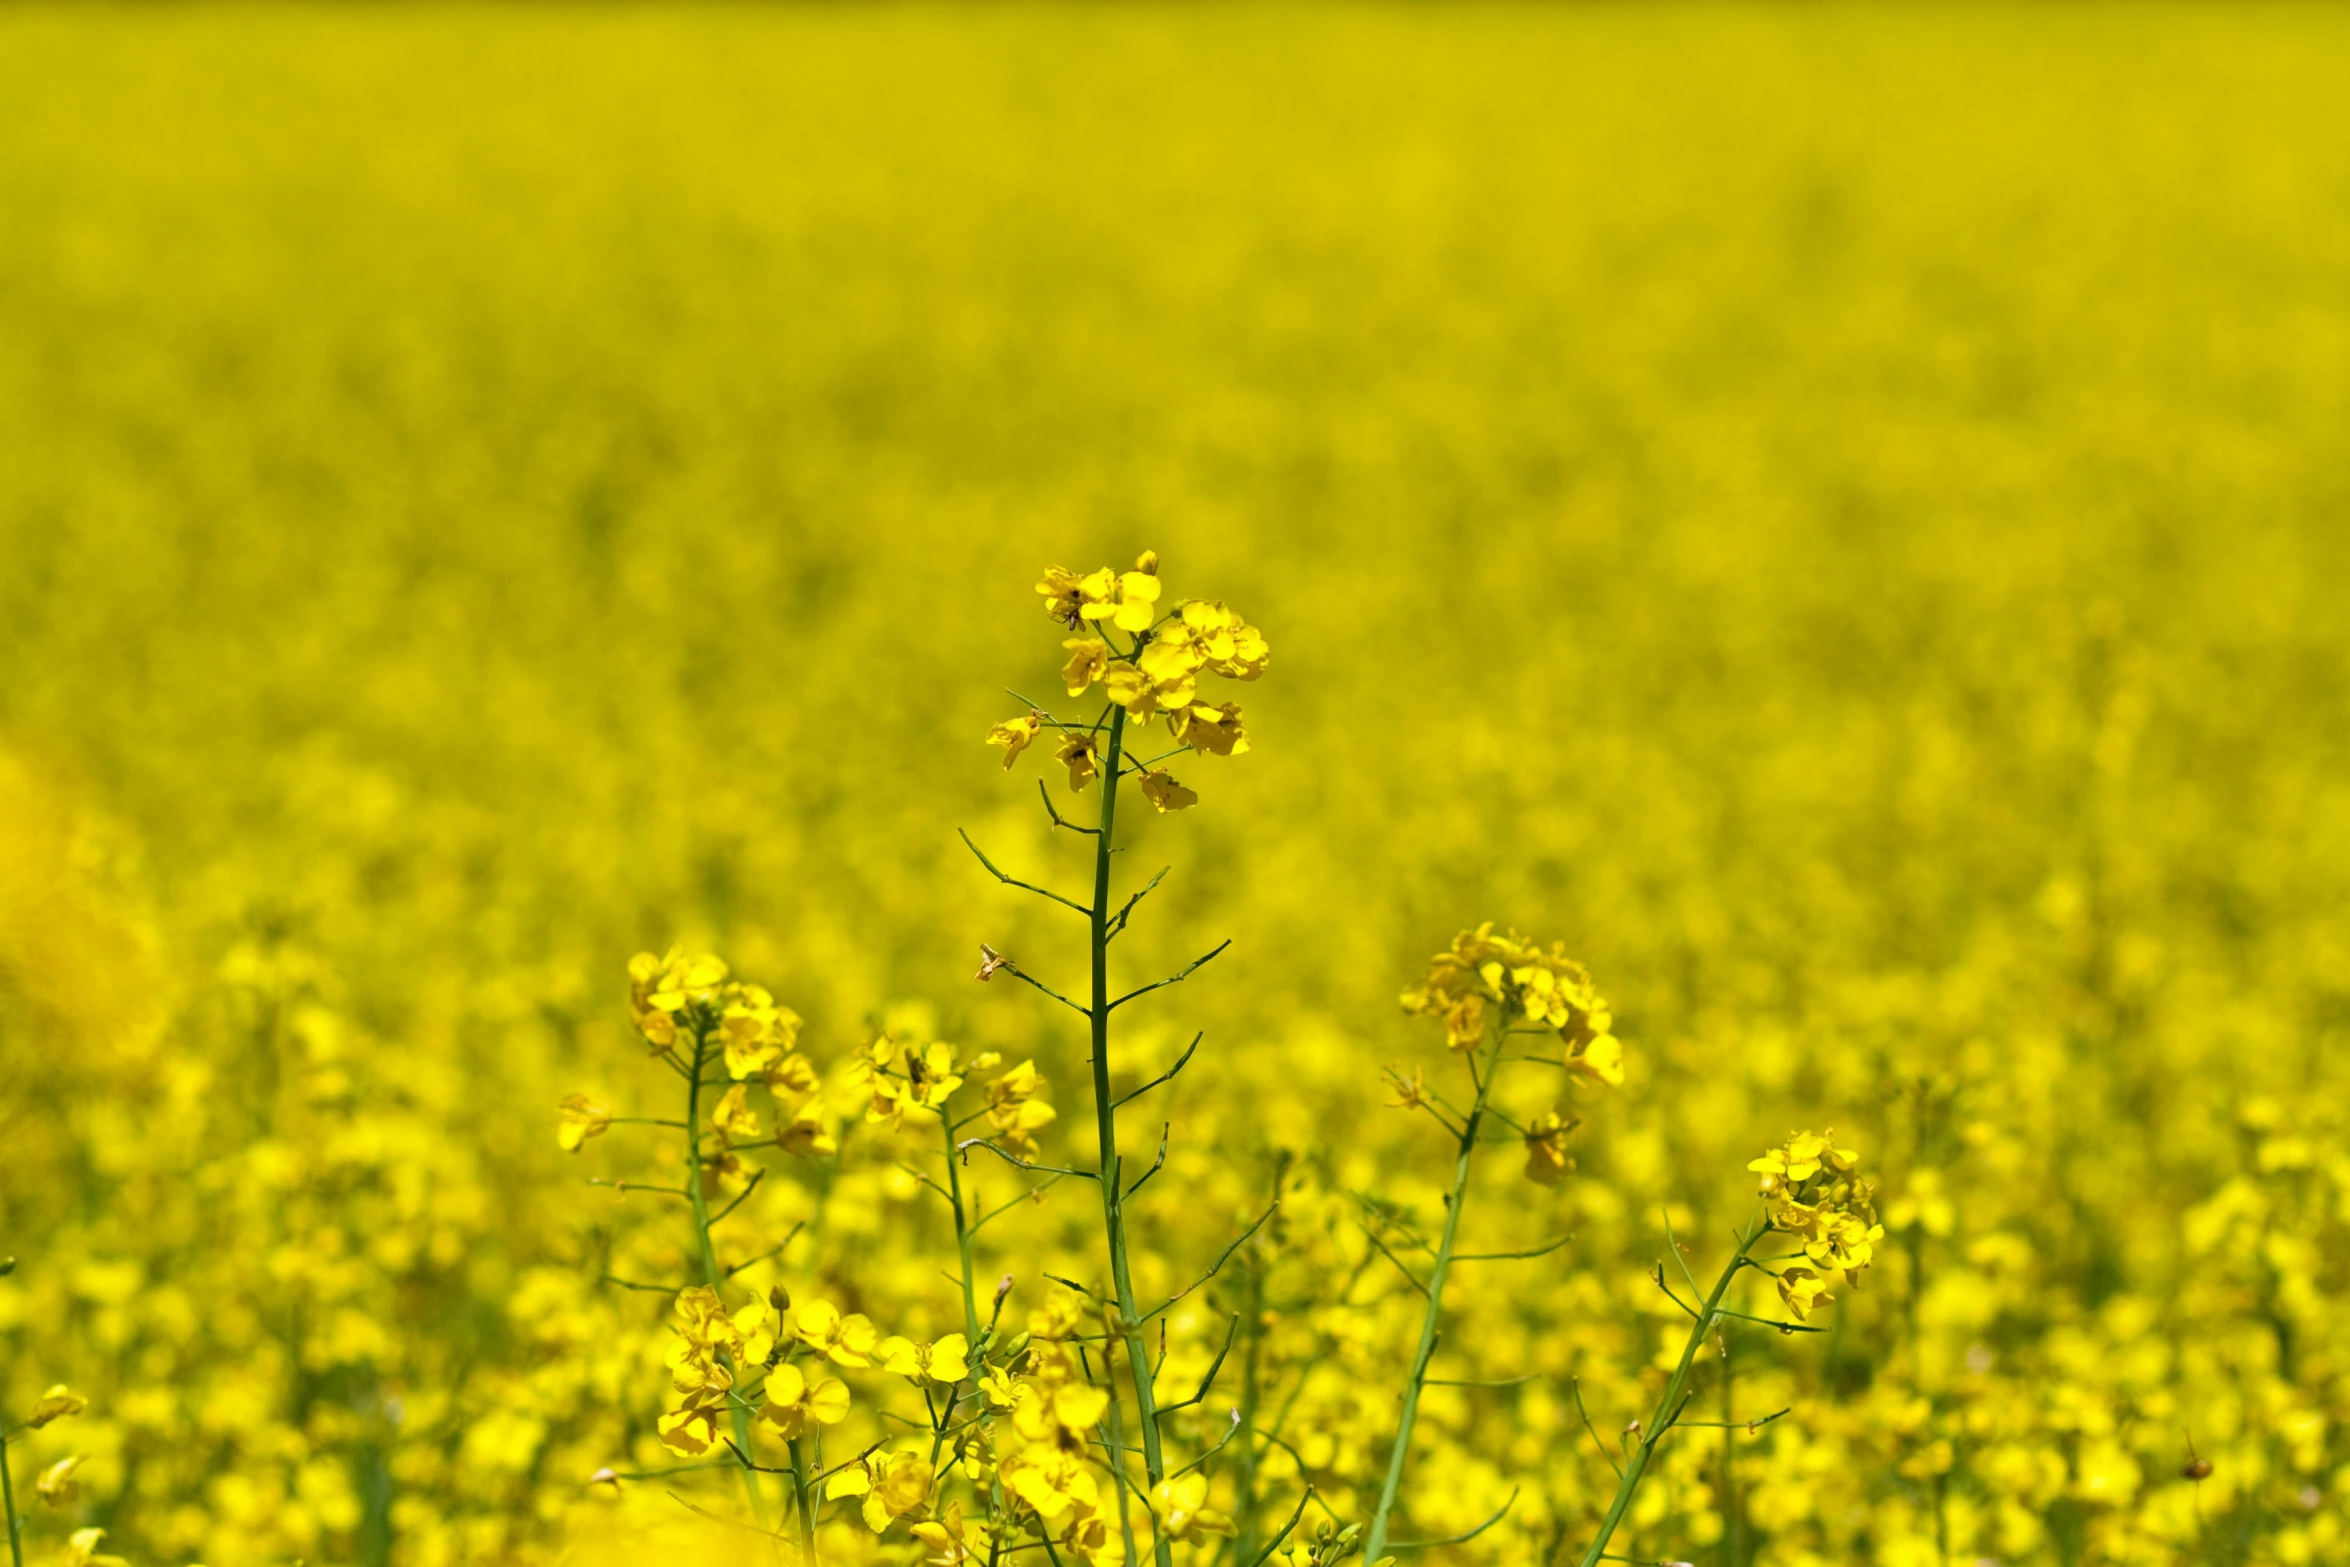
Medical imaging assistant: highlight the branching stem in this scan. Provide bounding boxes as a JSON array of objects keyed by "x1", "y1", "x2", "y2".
[
  {"x1": 683, "y1": 1021, "x2": 790, "y2": 1556},
  {"x1": 1084, "y1": 708, "x2": 1178, "y2": 1567},
  {"x1": 1362, "y1": 1013, "x2": 1510, "y2": 1563},
  {"x1": 1572, "y1": 1217, "x2": 1769, "y2": 1567}
]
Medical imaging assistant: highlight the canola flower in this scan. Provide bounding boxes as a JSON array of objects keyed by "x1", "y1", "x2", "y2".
[{"x1": 4, "y1": 13, "x2": 2350, "y2": 1563}]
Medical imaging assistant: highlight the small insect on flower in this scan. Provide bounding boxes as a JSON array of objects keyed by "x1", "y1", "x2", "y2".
[
  {"x1": 1523, "y1": 1108, "x2": 1578, "y2": 1185},
  {"x1": 1056, "y1": 732, "x2": 1101, "y2": 790}
]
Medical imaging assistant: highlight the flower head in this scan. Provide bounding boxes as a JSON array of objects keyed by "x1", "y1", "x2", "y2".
[
  {"x1": 1056, "y1": 733, "x2": 1101, "y2": 791},
  {"x1": 1007, "y1": 554, "x2": 1270, "y2": 806},
  {"x1": 1751, "y1": 1130, "x2": 1883, "y2": 1285},
  {"x1": 988, "y1": 711, "x2": 1046, "y2": 768},
  {"x1": 1139, "y1": 768, "x2": 1198, "y2": 813},
  {"x1": 26, "y1": 1385, "x2": 87, "y2": 1429},
  {"x1": 828, "y1": 1449, "x2": 936, "y2": 1533},
  {"x1": 36, "y1": 1454, "x2": 84, "y2": 1507},
  {"x1": 1523, "y1": 1108, "x2": 1577, "y2": 1185},
  {"x1": 1152, "y1": 1471, "x2": 1236, "y2": 1541},
  {"x1": 64, "y1": 1530, "x2": 129, "y2": 1567},
  {"x1": 756, "y1": 1360, "x2": 852, "y2": 1439},
  {"x1": 555, "y1": 1092, "x2": 612, "y2": 1152},
  {"x1": 1402, "y1": 924, "x2": 1622, "y2": 1086}
]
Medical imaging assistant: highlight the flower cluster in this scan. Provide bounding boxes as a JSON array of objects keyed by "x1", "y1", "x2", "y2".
[
  {"x1": 1749, "y1": 1130, "x2": 1884, "y2": 1319},
  {"x1": 1400, "y1": 922, "x2": 1625, "y2": 1084},
  {"x1": 988, "y1": 552, "x2": 1270, "y2": 809},
  {"x1": 627, "y1": 947, "x2": 808, "y2": 1083}
]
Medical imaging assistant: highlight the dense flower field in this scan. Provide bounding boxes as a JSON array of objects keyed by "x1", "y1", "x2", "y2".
[{"x1": 3, "y1": 5, "x2": 2348, "y2": 1566}]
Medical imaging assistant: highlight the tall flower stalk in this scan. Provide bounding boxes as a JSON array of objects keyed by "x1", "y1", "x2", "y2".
[
  {"x1": 1572, "y1": 1131, "x2": 1883, "y2": 1567},
  {"x1": 971, "y1": 552, "x2": 1273, "y2": 1567},
  {"x1": 1363, "y1": 925, "x2": 1625, "y2": 1562}
]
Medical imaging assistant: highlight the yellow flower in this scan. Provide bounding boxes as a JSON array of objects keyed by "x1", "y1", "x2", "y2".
[
  {"x1": 1056, "y1": 733, "x2": 1100, "y2": 791},
  {"x1": 999, "y1": 1445, "x2": 1099, "y2": 1520},
  {"x1": 555, "y1": 1093, "x2": 611, "y2": 1152},
  {"x1": 1061, "y1": 639, "x2": 1111, "y2": 697},
  {"x1": 1523, "y1": 1109, "x2": 1576, "y2": 1185},
  {"x1": 1402, "y1": 924, "x2": 1621, "y2": 1079},
  {"x1": 980, "y1": 1365, "x2": 1021, "y2": 1409},
  {"x1": 626, "y1": 947, "x2": 730, "y2": 1052},
  {"x1": 912, "y1": 1500, "x2": 993, "y2": 1567},
  {"x1": 709, "y1": 1083, "x2": 763, "y2": 1146},
  {"x1": 718, "y1": 993, "x2": 804, "y2": 1080},
  {"x1": 35, "y1": 1454, "x2": 84, "y2": 1506},
  {"x1": 762, "y1": 1049, "x2": 821, "y2": 1097},
  {"x1": 26, "y1": 1384, "x2": 88, "y2": 1428},
  {"x1": 1015, "y1": 1381, "x2": 1110, "y2": 1451},
  {"x1": 1151, "y1": 1471, "x2": 1235, "y2": 1541},
  {"x1": 756, "y1": 1360, "x2": 851, "y2": 1439},
  {"x1": 794, "y1": 1299, "x2": 880, "y2": 1366},
  {"x1": 1077, "y1": 563, "x2": 1163, "y2": 633},
  {"x1": 1169, "y1": 700, "x2": 1249, "y2": 757},
  {"x1": 1104, "y1": 663, "x2": 1171, "y2": 720},
  {"x1": 828, "y1": 1449, "x2": 935, "y2": 1533},
  {"x1": 777, "y1": 1104, "x2": 838, "y2": 1158},
  {"x1": 1177, "y1": 599, "x2": 1271, "y2": 680},
  {"x1": 988, "y1": 711, "x2": 1046, "y2": 768},
  {"x1": 63, "y1": 1529, "x2": 129, "y2": 1567},
  {"x1": 1776, "y1": 1265, "x2": 1834, "y2": 1321},
  {"x1": 1569, "y1": 1032, "x2": 1626, "y2": 1087},
  {"x1": 876, "y1": 1332, "x2": 971, "y2": 1385},
  {"x1": 732, "y1": 1297, "x2": 781, "y2": 1365},
  {"x1": 1036, "y1": 565, "x2": 1086, "y2": 627},
  {"x1": 657, "y1": 1390, "x2": 728, "y2": 1456},
  {"x1": 1139, "y1": 768, "x2": 1198, "y2": 813},
  {"x1": 1753, "y1": 1131, "x2": 1883, "y2": 1283},
  {"x1": 1060, "y1": 1505, "x2": 1126, "y2": 1567}
]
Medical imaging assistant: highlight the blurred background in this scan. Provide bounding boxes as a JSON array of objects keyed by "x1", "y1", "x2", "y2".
[{"x1": 1, "y1": 5, "x2": 2347, "y2": 1566}]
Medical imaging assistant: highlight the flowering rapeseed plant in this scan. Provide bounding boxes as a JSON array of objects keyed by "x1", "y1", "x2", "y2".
[{"x1": 5, "y1": 11, "x2": 2350, "y2": 1566}]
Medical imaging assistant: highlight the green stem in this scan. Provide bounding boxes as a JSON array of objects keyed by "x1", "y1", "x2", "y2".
[
  {"x1": 943, "y1": 1112, "x2": 985, "y2": 1349},
  {"x1": 3, "y1": 1425, "x2": 24, "y2": 1567},
  {"x1": 684, "y1": 1024, "x2": 777, "y2": 1542},
  {"x1": 1363, "y1": 1015, "x2": 1508, "y2": 1563},
  {"x1": 1234, "y1": 1256, "x2": 1265, "y2": 1563},
  {"x1": 1719, "y1": 1329, "x2": 1739, "y2": 1567},
  {"x1": 790, "y1": 1436, "x2": 820, "y2": 1564},
  {"x1": 1573, "y1": 1219, "x2": 1766, "y2": 1567},
  {"x1": 1086, "y1": 709, "x2": 1176, "y2": 1567}
]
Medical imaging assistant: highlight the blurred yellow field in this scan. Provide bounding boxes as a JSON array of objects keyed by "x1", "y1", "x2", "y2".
[{"x1": 3, "y1": 4, "x2": 2349, "y2": 1566}]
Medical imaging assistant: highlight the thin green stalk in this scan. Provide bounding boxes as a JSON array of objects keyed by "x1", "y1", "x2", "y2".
[
  {"x1": 1719, "y1": 1332, "x2": 1739, "y2": 1567},
  {"x1": 3, "y1": 1426, "x2": 24, "y2": 1567},
  {"x1": 1573, "y1": 1218, "x2": 1766, "y2": 1567},
  {"x1": 684, "y1": 1024, "x2": 777, "y2": 1542},
  {"x1": 943, "y1": 1112, "x2": 985, "y2": 1349},
  {"x1": 1362, "y1": 1015, "x2": 1508, "y2": 1564},
  {"x1": 1085, "y1": 708, "x2": 1177, "y2": 1567},
  {"x1": 1233, "y1": 1256, "x2": 1266, "y2": 1563},
  {"x1": 790, "y1": 1435, "x2": 820, "y2": 1563}
]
